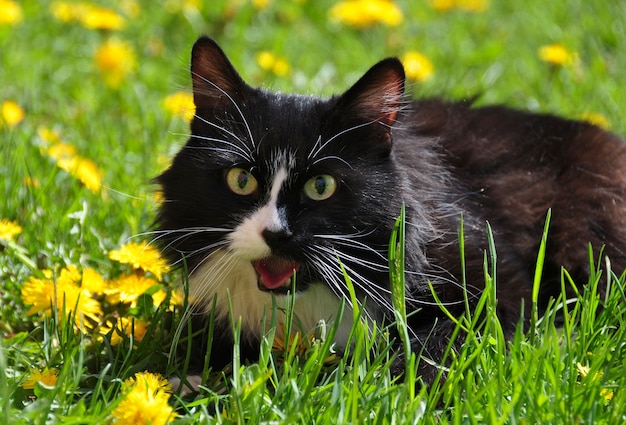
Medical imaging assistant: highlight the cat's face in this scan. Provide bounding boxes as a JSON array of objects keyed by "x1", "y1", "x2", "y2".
[{"x1": 156, "y1": 37, "x2": 406, "y2": 337}]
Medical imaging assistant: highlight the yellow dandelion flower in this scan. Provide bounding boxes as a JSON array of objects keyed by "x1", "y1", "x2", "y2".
[
  {"x1": 36, "y1": 128, "x2": 103, "y2": 193},
  {"x1": 256, "y1": 51, "x2": 276, "y2": 70},
  {"x1": 69, "y1": 157, "x2": 103, "y2": 192},
  {"x1": 430, "y1": 0, "x2": 455, "y2": 11},
  {"x1": 0, "y1": 0, "x2": 22, "y2": 25},
  {"x1": 164, "y1": 0, "x2": 201, "y2": 14},
  {"x1": 100, "y1": 317, "x2": 149, "y2": 345},
  {"x1": 58, "y1": 264, "x2": 82, "y2": 284},
  {"x1": 22, "y1": 368, "x2": 59, "y2": 389},
  {"x1": 256, "y1": 51, "x2": 291, "y2": 76},
  {"x1": 272, "y1": 58, "x2": 290, "y2": 77},
  {"x1": 50, "y1": 2, "x2": 92, "y2": 23},
  {"x1": 111, "y1": 371, "x2": 177, "y2": 425},
  {"x1": 81, "y1": 267, "x2": 107, "y2": 294},
  {"x1": 124, "y1": 371, "x2": 172, "y2": 394},
  {"x1": 1, "y1": 100, "x2": 25, "y2": 127},
  {"x1": 50, "y1": 2, "x2": 78, "y2": 22},
  {"x1": 0, "y1": 218, "x2": 22, "y2": 242},
  {"x1": 329, "y1": 0, "x2": 403, "y2": 28},
  {"x1": 94, "y1": 38, "x2": 136, "y2": 88},
  {"x1": 109, "y1": 242, "x2": 170, "y2": 280},
  {"x1": 170, "y1": 290, "x2": 187, "y2": 306},
  {"x1": 152, "y1": 190, "x2": 165, "y2": 205},
  {"x1": 151, "y1": 288, "x2": 184, "y2": 310},
  {"x1": 162, "y1": 91, "x2": 195, "y2": 122},
  {"x1": 21, "y1": 272, "x2": 102, "y2": 330},
  {"x1": 538, "y1": 43, "x2": 576, "y2": 66},
  {"x1": 64, "y1": 287, "x2": 95, "y2": 317},
  {"x1": 457, "y1": 0, "x2": 488, "y2": 12},
  {"x1": 576, "y1": 361, "x2": 614, "y2": 404},
  {"x1": 81, "y1": 6, "x2": 126, "y2": 30},
  {"x1": 21, "y1": 276, "x2": 55, "y2": 316},
  {"x1": 119, "y1": 0, "x2": 141, "y2": 18},
  {"x1": 151, "y1": 289, "x2": 167, "y2": 307},
  {"x1": 37, "y1": 126, "x2": 63, "y2": 145},
  {"x1": 157, "y1": 153, "x2": 171, "y2": 171},
  {"x1": 430, "y1": 0, "x2": 488, "y2": 12},
  {"x1": 56, "y1": 155, "x2": 104, "y2": 193},
  {"x1": 183, "y1": 0, "x2": 202, "y2": 13},
  {"x1": 105, "y1": 273, "x2": 159, "y2": 306},
  {"x1": 576, "y1": 362, "x2": 591, "y2": 378},
  {"x1": 47, "y1": 141, "x2": 77, "y2": 161},
  {"x1": 41, "y1": 134, "x2": 103, "y2": 193},
  {"x1": 50, "y1": 2, "x2": 126, "y2": 29},
  {"x1": 252, "y1": 0, "x2": 271, "y2": 10},
  {"x1": 402, "y1": 51, "x2": 434, "y2": 82},
  {"x1": 580, "y1": 112, "x2": 610, "y2": 130},
  {"x1": 601, "y1": 388, "x2": 614, "y2": 402}
]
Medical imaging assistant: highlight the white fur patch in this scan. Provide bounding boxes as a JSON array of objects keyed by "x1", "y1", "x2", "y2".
[
  {"x1": 189, "y1": 254, "x2": 354, "y2": 345},
  {"x1": 228, "y1": 167, "x2": 288, "y2": 259}
]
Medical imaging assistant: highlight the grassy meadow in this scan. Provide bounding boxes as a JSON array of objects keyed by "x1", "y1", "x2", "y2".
[{"x1": 1, "y1": 0, "x2": 626, "y2": 423}]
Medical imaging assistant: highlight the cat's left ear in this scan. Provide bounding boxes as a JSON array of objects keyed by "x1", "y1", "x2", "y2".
[
  {"x1": 190, "y1": 36, "x2": 249, "y2": 111},
  {"x1": 339, "y1": 58, "x2": 405, "y2": 129}
]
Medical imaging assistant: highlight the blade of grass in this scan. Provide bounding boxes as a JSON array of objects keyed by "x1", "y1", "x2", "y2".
[{"x1": 530, "y1": 209, "x2": 551, "y2": 342}]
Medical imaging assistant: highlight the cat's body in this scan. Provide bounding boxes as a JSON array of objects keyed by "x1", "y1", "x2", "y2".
[{"x1": 156, "y1": 37, "x2": 626, "y2": 383}]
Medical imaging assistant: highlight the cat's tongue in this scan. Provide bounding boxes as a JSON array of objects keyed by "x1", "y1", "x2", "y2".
[{"x1": 254, "y1": 256, "x2": 300, "y2": 290}]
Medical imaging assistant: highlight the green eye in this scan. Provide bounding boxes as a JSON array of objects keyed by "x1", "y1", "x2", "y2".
[
  {"x1": 226, "y1": 167, "x2": 258, "y2": 195},
  {"x1": 304, "y1": 174, "x2": 336, "y2": 201}
]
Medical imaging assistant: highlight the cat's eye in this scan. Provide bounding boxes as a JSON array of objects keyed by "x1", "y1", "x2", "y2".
[
  {"x1": 226, "y1": 167, "x2": 258, "y2": 196},
  {"x1": 304, "y1": 174, "x2": 337, "y2": 201}
]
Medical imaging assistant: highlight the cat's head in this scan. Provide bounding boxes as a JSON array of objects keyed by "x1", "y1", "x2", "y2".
[{"x1": 156, "y1": 37, "x2": 406, "y2": 323}]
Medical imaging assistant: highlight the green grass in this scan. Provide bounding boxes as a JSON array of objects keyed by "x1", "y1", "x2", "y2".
[{"x1": 2, "y1": 0, "x2": 626, "y2": 423}]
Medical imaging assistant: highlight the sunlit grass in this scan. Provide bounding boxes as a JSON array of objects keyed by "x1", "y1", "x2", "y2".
[{"x1": 2, "y1": 0, "x2": 625, "y2": 423}]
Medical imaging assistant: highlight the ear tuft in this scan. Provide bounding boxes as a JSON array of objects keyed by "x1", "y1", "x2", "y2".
[
  {"x1": 190, "y1": 37, "x2": 247, "y2": 110},
  {"x1": 340, "y1": 58, "x2": 406, "y2": 127}
]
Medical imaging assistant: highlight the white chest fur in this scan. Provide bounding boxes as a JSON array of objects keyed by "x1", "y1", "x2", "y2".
[{"x1": 188, "y1": 256, "x2": 356, "y2": 347}]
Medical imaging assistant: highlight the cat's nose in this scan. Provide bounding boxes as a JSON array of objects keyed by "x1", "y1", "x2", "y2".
[{"x1": 262, "y1": 228, "x2": 293, "y2": 249}]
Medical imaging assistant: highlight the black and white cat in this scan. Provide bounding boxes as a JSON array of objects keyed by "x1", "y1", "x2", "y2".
[{"x1": 156, "y1": 36, "x2": 626, "y2": 383}]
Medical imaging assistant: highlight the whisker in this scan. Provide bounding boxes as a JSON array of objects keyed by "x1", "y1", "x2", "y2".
[
  {"x1": 303, "y1": 251, "x2": 354, "y2": 310},
  {"x1": 315, "y1": 244, "x2": 388, "y2": 273},
  {"x1": 315, "y1": 233, "x2": 388, "y2": 261},
  {"x1": 192, "y1": 72, "x2": 257, "y2": 150},
  {"x1": 185, "y1": 133, "x2": 254, "y2": 162},
  {"x1": 136, "y1": 227, "x2": 232, "y2": 242},
  {"x1": 310, "y1": 155, "x2": 353, "y2": 169},
  {"x1": 132, "y1": 228, "x2": 232, "y2": 263},
  {"x1": 170, "y1": 241, "x2": 230, "y2": 268},
  {"x1": 309, "y1": 246, "x2": 394, "y2": 317},
  {"x1": 308, "y1": 120, "x2": 375, "y2": 161},
  {"x1": 314, "y1": 243, "x2": 470, "y2": 310},
  {"x1": 307, "y1": 135, "x2": 323, "y2": 161},
  {"x1": 312, "y1": 250, "x2": 422, "y2": 340},
  {"x1": 191, "y1": 114, "x2": 244, "y2": 144}
]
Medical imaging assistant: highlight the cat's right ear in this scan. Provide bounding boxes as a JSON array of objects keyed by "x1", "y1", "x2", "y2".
[
  {"x1": 338, "y1": 58, "x2": 406, "y2": 128},
  {"x1": 190, "y1": 37, "x2": 248, "y2": 111}
]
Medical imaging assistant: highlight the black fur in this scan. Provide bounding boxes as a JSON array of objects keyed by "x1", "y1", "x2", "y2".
[{"x1": 156, "y1": 37, "x2": 626, "y2": 383}]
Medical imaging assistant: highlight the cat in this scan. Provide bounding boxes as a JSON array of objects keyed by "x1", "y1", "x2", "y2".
[{"x1": 155, "y1": 36, "x2": 626, "y2": 385}]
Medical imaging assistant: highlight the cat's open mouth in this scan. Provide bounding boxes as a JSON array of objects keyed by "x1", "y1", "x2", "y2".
[{"x1": 254, "y1": 256, "x2": 300, "y2": 292}]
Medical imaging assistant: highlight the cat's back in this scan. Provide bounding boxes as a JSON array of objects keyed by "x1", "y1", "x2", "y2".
[
  {"x1": 405, "y1": 98, "x2": 626, "y2": 180},
  {"x1": 401, "y1": 98, "x2": 626, "y2": 287}
]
